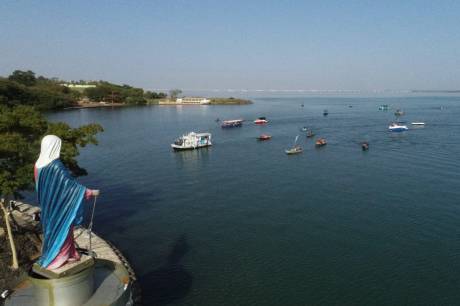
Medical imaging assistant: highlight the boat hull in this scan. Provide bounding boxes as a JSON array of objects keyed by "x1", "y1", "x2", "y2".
[
  {"x1": 389, "y1": 127, "x2": 408, "y2": 132},
  {"x1": 171, "y1": 144, "x2": 211, "y2": 151},
  {"x1": 254, "y1": 120, "x2": 268, "y2": 125},
  {"x1": 285, "y1": 149, "x2": 303, "y2": 155}
]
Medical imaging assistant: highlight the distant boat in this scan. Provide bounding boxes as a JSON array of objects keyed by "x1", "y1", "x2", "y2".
[
  {"x1": 315, "y1": 138, "x2": 327, "y2": 147},
  {"x1": 411, "y1": 122, "x2": 425, "y2": 126},
  {"x1": 306, "y1": 130, "x2": 315, "y2": 138},
  {"x1": 285, "y1": 135, "x2": 302, "y2": 155},
  {"x1": 323, "y1": 109, "x2": 329, "y2": 116},
  {"x1": 254, "y1": 117, "x2": 268, "y2": 125},
  {"x1": 171, "y1": 132, "x2": 212, "y2": 151},
  {"x1": 300, "y1": 126, "x2": 308, "y2": 132},
  {"x1": 394, "y1": 109, "x2": 404, "y2": 116},
  {"x1": 257, "y1": 134, "x2": 272, "y2": 141},
  {"x1": 362, "y1": 142, "x2": 369, "y2": 151},
  {"x1": 221, "y1": 119, "x2": 243, "y2": 128},
  {"x1": 301, "y1": 104, "x2": 304, "y2": 107},
  {"x1": 389, "y1": 123, "x2": 408, "y2": 132},
  {"x1": 379, "y1": 105, "x2": 389, "y2": 111},
  {"x1": 285, "y1": 147, "x2": 303, "y2": 154}
]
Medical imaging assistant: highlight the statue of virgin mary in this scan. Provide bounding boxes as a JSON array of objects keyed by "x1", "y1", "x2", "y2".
[{"x1": 35, "y1": 135, "x2": 99, "y2": 270}]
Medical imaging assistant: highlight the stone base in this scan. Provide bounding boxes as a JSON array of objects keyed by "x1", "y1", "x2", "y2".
[{"x1": 32, "y1": 255, "x2": 94, "y2": 279}]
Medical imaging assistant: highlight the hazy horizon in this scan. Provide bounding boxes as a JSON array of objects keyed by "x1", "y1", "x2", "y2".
[{"x1": 1, "y1": 1, "x2": 459, "y2": 91}]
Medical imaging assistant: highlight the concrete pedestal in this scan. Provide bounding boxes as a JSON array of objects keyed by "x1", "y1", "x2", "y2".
[{"x1": 29, "y1": 259, "x2": 95, "y2": 306}]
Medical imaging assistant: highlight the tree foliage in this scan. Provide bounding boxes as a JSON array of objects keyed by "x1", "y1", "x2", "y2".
[
  {"x1": 169, "y1": 89, "x2": 182, "y2": 100},
  {"x1": 1, "y1": 71, "x2": 76, "y2": 110},
  {"x1": 83, "y1": 81, "x2": 158, "y2": 105},
  {"x1": 8, "y1": 70, "x2": 37, "y2": 86},
  {"x1": 0, "y1": 104, "x2": 103, "y2": 198},
  {"x1": 144, "y1": 91, "x2": 167, "y2": 99}
]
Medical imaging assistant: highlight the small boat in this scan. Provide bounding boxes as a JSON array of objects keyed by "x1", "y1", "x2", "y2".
[
  {"x1": 411, "y1": 122, "x2": 425, "y2": 126},
  {"x1": 323, "y1": 109, "x2": 328, "y2": 116},
  {"x1": 348, "y1": 105, "x2": 353, "y2": 108},
  {"x1": 315, "y1": 138, "x2": 327, "y2": 147},
  {"x1": 285, "y1": 135, "x2": 302, "y2": 155},
  {"x1": 394, "y1": 109, "x2": 404, "y2": 116},
  {"x1": 171, "y1": 132, "x2": 212, "y2": 150},
  {"x1": 301, "y1": 104, "x2": 304, "y2": 107},
  {"x1": 257, "y1": 134, "x2": 272, "y2": 141},
  {"x1": 254, "y1": 117, "x2": 268, "y2": 125},
  {"x1": 362, "y1": 142, "x2": 369, "y2": 151},
  {"x1": 300, "y1": 126, "x2": 308, "y2": 132},
  {"x1": 285, "y1": 146, "x2": 303, "y2": 155},
  {"x1": 221, "y1": 119, "x2": 243, "y2": 128},
  {"x1": 379, "y1": 104, "x2": 389, "y2": 111},
  {"x1": 306, "y1": 130, "x2": 315, "y2": 138},
  {"x1": 388, "y1": 123, "x2": 408, "y2": 132}
]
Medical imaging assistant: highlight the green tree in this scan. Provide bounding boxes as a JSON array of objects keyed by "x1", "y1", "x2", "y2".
[
  {"x1": 8, "y1": 70, "x2": 37, "y2": 87},
  {"x1": 0, "y1": 105, "x2": 103, "y2": 198},
  {"x1": 169, "y1": 89, "x2": 182, "y2": 100}
]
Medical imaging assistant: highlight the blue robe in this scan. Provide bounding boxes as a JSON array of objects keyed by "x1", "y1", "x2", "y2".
[{"x1": 36, "y1": 159, "x2": 86, "y2": 268}]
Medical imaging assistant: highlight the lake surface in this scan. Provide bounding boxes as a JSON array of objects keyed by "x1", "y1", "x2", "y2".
[{"x1": 47, "y1": 96, "x2": 460, "y2": 305}]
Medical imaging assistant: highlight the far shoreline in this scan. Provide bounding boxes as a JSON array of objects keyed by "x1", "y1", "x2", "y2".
[{"x1": 66, "y1": 97, "x2": 253, "y2": 109}]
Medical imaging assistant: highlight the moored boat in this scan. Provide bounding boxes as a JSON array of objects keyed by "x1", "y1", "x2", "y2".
[
  {"x1": 171, "y1": 132, "x2": 212, "y2": 150},
  {"x1": 221, "y1": 119, "x2": 243, "y2": 128},
  {"x1": 285, "y1": 146, "x2": 303, "y2": 155},
  {"x1": 257, "y1": 134, "x2": 272, "y2": 141},
  {"x1": 315, "y1": 138, "x2": 327, "y2": 147},
  {"x1": 388, "y1": 123, "x2": 408, "y2": 132},
  {"x1": 306, "y1": 130, "x2": 315, "y2": 138},
  {"x1": 394, "y1": 109, "x2": 404, "y2": 116},
  {"x1": 379, "y1": 104, "x2": 389, "y2": 111},
  {"x1": 254, "y1": 117, "x2": 268, "y2": 124},
  {"x1": 411, "y1": 122, "x2": 425, "y2": 126},
  {"x1": 362, "y1": 142, "x2": 369, "y2": 151},
  {"x1": 323, "y1": 109, "x2": 328, "y2": 116},
  {"x1": 285, "y1": 135, "x2": 302, "y2": 154}
]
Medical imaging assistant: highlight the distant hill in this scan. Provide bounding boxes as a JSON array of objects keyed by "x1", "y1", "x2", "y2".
[{"x1": 0, "y1": 70, "x2": 167, "y2": 110}]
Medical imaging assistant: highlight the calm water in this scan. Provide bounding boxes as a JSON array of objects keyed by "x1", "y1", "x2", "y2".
[{"x1": 47, "y1": 96, "x2": 460, "y2": 305}]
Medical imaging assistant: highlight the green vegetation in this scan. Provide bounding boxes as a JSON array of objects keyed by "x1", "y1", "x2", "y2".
[
  {"x1": 0, "y1": 70, "x2": 104, "y2": 199},
  {"x1": 83, "y1": 82, "x2": 166, "y2": 105},
  {"x1": 209, "y1": 97, "x2": 252, "y2": 105},
  {"x1": 169, "y1": 89, "x2": 182, "y2": 100},
  {"x1": 1, "y1": 71, "x2": 77, "y2": 110},
  {"x1": 1, "y1": 70, "x2": 167, "y2": 110}
]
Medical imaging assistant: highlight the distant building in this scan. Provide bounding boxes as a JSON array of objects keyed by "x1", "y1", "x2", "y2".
[
  {"x1": 61, "y1": 84, "x2": 97, "y2": 89},
  {"x1": 176, "y1": 97, "x2": 210, "y2": 105},
  {"x1": 159, "y1": 97, "x2": 211, "y2": 105}
]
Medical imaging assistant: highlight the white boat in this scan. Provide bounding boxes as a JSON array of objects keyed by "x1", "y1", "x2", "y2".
[
  {"x1": 411, "y1": 122, "x2": 425, "y2": 126},
  {"x1": 285, "y1": 135, "x2": 302, "y2": 155},
  {"x1": 171, "y1": 132, "x2": 212, "y2": 150},
  {"x1": 388, "y1": 123, "x2": 408, "y2": 132}
]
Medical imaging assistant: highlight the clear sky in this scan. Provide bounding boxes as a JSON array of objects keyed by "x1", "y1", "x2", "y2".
[{"x1": 1, "y1": 0, "x2": 459, "y2": 91}]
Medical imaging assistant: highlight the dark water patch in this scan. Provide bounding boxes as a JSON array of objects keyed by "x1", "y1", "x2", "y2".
[{"x1": 140, "y1": 235, "x2": 193, "y2": 305}]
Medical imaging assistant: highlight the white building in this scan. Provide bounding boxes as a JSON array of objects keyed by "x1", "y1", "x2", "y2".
[
  {"x1": 61, "y1": 84, "x2": 97, "y2": 89},
  {"x1": 176, "y1": 97, "x2": 211, "y2": 105}
]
